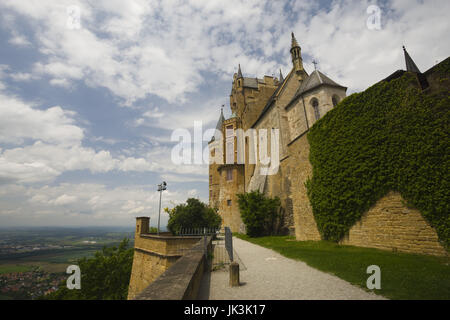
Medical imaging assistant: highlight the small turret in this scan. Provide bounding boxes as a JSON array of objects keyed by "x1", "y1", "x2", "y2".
[{"x1": 290, "y1": 32, "x2": 304, "y2": 74}]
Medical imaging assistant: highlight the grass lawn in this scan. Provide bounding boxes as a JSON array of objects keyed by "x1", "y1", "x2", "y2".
[{"x1": 234, "y1": 234, "x2": 450, "y2": 300}]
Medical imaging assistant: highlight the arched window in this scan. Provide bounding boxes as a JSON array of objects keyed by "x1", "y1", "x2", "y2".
[
  {"x1": 332, "y1": 95, "x2": 340, "y2": 107},
  {"x1": 311, "y1": 98, "x2": 320, "y2": 120}
]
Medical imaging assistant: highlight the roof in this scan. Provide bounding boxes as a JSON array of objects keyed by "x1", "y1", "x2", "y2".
[
  {"x1": 403, "y1": 46, "x2": 421, "y2": 73},
  {"x1": 209, "y1": 109, "x2": 225, "y2": 143},
  {"x1": 297, "y1": 70, "x2": 345, "y2": 96},
  {"x1": 283, "y1": 70, "x2": 346, "y2": 110}
]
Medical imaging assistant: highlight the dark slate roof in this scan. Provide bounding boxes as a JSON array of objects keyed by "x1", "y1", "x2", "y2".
[
  {"x1": 284, "y1": 70, "x2": 346, "y2": 110},
  {"x1": 296, "y1": 70, "x2": 345, "y2": 95},
  {"x1": 283, "y1": 70, "x2": 346, "y2": 110},
  {"x1": 209, "y1": 109, "x2": 225, "y2": 143},
  {"x1": 403, "y1": 46, "x2": 421, "y2": 73}
]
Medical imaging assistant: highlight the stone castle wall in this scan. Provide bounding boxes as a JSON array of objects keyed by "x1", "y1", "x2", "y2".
[
  {"x1": 127, "y1": 218, "x2": 202, "y2": 299},
  {"x1": 340, "y1": 192, "x2": 448, "y2": 256},
  {"x1": 287, "y1": 134, "x2": 321, "y2": 241},
  {"x1": 286, "y1": 136, "x2": 447, "y2": 256}
]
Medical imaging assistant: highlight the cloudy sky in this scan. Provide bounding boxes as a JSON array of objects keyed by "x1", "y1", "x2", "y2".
[{"x1": 0, "y1": 0, "x2": 448, "y2": 228}]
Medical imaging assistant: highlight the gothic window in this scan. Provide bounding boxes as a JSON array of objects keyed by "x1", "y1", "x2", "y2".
[
  {"x1": 226, "y1": 125, "x2": 234, "y2": 164},
  {"x1": 332, "y1": 95, "x2": 339, "y2": 107},
  {"x1": 226, "y1": 168, "x2": 233, "y2": 181},
  {"x1": 209, "y1": 175, "x2": 212, "y2": 184},
  {"x1": 227, "y1": 200, "x2": 232, "y2": 206},
  {"x1": 311, "y1": 98, "x2": 320, "y2": 120},
  {"x1": 211, "y1": 148, "x2": 215, "y2": 157}
]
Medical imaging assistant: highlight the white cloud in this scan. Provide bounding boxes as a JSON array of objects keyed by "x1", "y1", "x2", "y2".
[
  {"x1": 2, "y1": 0, "x2": 447, "y2": 104},
  {"x1": 50, "y1": 194, "x2": 78, "y2": 205},
  {"x1": 8, "y1": 34, "x2": 31, "y2": 47},
  {"x1": 0, "y1": 92, "x2": 206, "y2": 184},
  {"x1": 0, "y1": 93, "x2": 83, "y2": 145}
]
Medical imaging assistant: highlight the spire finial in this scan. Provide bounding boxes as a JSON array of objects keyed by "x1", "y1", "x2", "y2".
[
  {"x1": 312, "y1": 60, "x2": 318, "y2": 71},
  {"x1": 291, "y1": 32, "x2": 299, "y2": 48},
  {"x1": 279, "y1": 69, "x2": 284, "y2": 82}
]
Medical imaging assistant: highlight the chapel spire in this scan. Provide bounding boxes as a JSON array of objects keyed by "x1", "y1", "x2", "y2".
[{"x1": 279, "y1": 69, "x2": 284, "y2": 83}]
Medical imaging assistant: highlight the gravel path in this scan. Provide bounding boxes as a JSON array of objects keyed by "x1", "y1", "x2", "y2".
[{"x1": 198, "y1": 237, "x2": 386, "y2": 300}]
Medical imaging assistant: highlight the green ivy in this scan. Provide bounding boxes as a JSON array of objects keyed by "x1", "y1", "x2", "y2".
[{"x1": 306, "y1": 60, "x2": 450, "y2": 249}]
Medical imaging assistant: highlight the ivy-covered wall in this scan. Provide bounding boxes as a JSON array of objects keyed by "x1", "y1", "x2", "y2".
[{"x1": 306, "y1": 59, "x2": 449, "y2": 249}]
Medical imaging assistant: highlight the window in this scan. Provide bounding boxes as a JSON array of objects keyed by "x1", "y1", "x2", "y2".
[
  {"x1": 211, "y1": 148, "x2": 215, "y2": 157},
  {"x1": 226, "y1": 125, "x2": 234, "y2": 164},
  {"x1": 226, "y1": 168, "x2": 233, "y2": 181},
  {"x1": 332, "y1": 95, "x2": 339, "y2": 107},
  {"x1": 209, "y1": 175, "x2": 212, "y2": 184},
  {"x1": 311, "y1": 98, "x2": 320, "y2": 120},
  {"x1": 227, "y1": 200, "x2": 232, "y2": 206}
]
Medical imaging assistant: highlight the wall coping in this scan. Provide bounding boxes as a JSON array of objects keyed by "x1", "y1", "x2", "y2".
[
  {"x1": 140, "y1": 233, "x2": 203, "y2": 240},
  {"x1": 134, "y1": 236, "x2": 211, "y2": 300}
]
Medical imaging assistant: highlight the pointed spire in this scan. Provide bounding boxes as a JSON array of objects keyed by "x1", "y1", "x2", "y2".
[
  {"x1": 211, "y1": 106, "x2": 225, "y2": 142},
  {"x1": 291, "y1": 32, "x2": 300, "y2": 49},
  {"x1": 403, "y1": 46, "x2": 421, "y2": 73},
  {"x1": 279, "y1": 69, "x2": 284, "y2": 83},
  {"x1": 237, "y1": 64, "x2": 243, "y2": 78}
]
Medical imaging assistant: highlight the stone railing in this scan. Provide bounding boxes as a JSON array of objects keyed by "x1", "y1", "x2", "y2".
[{"x1": 134, "y1": 236, "x2": 212, "y2": 300}]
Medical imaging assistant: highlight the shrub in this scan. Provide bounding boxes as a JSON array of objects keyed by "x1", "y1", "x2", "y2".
[
  {"x1": 166, "y1": 198, "x2": 222, "y2": 235},
  {"x1": 237, "y1": 190, "x2": 281, "y2": 237},
  {"x1": 41, "y1": 238, "x2": 133, "y2": 300}
]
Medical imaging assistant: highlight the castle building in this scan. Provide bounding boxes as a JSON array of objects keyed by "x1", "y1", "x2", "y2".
[
  {"x1": 208, "y1": 33, "x2": 347, "y2": 234},
  {"x1": 208, "y1": 34, "x2": 448, "y2": 257}
]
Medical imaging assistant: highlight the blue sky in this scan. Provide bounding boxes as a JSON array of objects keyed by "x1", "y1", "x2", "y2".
[{"x1": 0, "y1": 0, "x2": 449, "y2": 227}]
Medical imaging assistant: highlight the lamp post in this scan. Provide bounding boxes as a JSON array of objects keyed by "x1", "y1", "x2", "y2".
[{"x1": 157, "y1": 181, "x2": 167, "y2": 235}]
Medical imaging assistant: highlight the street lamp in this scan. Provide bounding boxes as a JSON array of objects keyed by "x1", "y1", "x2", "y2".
[{"x1": 157, "y1": 181, "x2": 167, "y2": 235}]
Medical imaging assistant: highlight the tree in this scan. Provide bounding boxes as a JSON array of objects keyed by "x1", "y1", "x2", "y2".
[
  {"x1": 237, "y1": 191, "x2": 281, "y2": 237},
  {"x1": 166, "y1": 198, "x2": 222, "y2": 235},
  {"x1": 41, "y1": 238, "x2": 133, "y2": 300}
]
